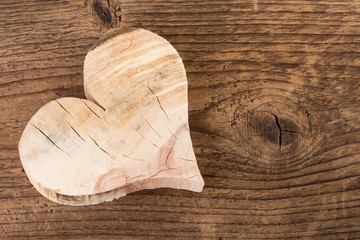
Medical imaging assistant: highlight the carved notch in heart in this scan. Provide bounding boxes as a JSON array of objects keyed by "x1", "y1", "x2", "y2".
[{"x1": 18, "y1": 29, "x2": 204, "y2": 205}]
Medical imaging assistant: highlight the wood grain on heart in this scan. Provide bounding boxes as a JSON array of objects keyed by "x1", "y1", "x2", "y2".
[{"x1": 18, "y1": 28, "x2": 204, "y2": 205}]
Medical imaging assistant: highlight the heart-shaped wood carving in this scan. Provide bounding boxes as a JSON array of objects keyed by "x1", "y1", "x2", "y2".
[{"x1": 19, "y1": 29, "x2": 204, "y2": 205}]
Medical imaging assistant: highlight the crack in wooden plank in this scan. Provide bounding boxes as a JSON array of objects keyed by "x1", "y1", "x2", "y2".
[
  {"x1": 272, "y1": 113, "x2": 282, "y2": 150},
  {"x1": 271, "y1": 113, "x2": 304, "y2": 150}
]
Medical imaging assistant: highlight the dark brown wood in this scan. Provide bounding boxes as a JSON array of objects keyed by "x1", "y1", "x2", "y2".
[{"x1": 1, "y1": 0, "x2": 360, "y2": 239}]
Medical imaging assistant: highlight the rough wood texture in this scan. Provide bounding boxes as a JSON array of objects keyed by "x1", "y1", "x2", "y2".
[
  {"x1": 19, "y1": 28, "x2": 204, "y2": 205},
  {"x1": 1, "y1": 0, "x2": 360, "y2": 238}
]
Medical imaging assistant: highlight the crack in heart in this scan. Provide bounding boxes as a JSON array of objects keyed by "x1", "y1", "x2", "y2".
[
  {"x1": 30, "y1": 123, "x2": 71, "y2": 157},
  {"x1": 147, "y1": 85, "x2": 170, "y2": 121},
  {"x1": 87, "y1": 39, "x2": 133, "y2": 81},
  {"x1": 66, "y1": 121, "x2": 85, "y2": 142},
  {"x1": 88, "y1": 135, "x2": 115, "y2": 160}
]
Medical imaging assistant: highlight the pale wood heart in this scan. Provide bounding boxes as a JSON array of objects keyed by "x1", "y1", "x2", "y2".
[{"x1": 18, "y1": 29, "x2": 204, "y2": 205}]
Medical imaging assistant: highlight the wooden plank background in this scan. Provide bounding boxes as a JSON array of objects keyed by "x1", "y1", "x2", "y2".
[{"x1": 1, "y1": 0, "x2": 360, "y2": 239}]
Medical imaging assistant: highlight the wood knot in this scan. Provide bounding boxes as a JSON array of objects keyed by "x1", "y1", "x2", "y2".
[
  {"x1": 245, "y1": 111, "x2": 303, "y2": 151},
  {"x1": 231, "y1": 101, "x2": 319, "y2": 167},
  {"x1": 86, "y1": 0, "x2": 121, "y2": 28},
  {"x1": 93, "y1": 1, "x2": 112, "y2": 27}
]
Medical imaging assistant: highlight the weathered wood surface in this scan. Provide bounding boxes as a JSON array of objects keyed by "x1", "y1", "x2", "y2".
[{"x1": 1, "y1": 0, "x2": 360, "y2": 239}]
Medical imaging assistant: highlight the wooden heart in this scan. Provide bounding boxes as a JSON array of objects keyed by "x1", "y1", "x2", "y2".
[{"x1": 18, "y1": 29, "x2": 204, "y2": 205}]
